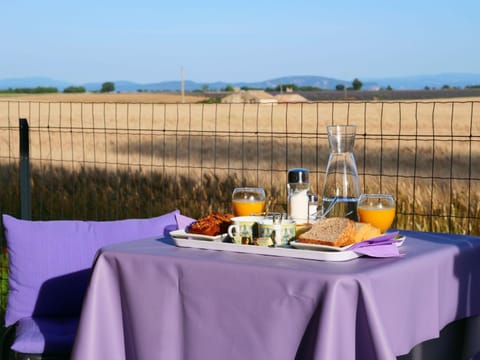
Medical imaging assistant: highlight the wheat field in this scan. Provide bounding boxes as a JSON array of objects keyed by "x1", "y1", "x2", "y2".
[{"x1": 0, "y1": 93, "x2": 479, "y2": 234}]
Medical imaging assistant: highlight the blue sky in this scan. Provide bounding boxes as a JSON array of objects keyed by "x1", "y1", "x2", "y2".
[{"x1": 1, "y1": 0, "x2": 479, "y2": 84}]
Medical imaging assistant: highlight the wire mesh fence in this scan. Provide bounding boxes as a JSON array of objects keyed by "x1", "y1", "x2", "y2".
[
  {"x1": 1, "y1": 99, "x2": 479, "y2": 228},
  {"x1": 1, "y1": 98, "x2": 479, "y2": 313}
]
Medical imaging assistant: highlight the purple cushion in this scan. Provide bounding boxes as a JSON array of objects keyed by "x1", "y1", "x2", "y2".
[
  {"x1": 12, "y1": 316, "x2": 78, "y2": 354},
  {"x1": 3, "y1": 211, "x2": 180, "y2": 327}
]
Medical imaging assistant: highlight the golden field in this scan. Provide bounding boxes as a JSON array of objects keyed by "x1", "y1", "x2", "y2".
[
  {"x1": 0, "y1": 92, "x2": 208, "y2": 103},
  {"x1": 0, "y1": 93, "x2": 479, "y2": 235}
]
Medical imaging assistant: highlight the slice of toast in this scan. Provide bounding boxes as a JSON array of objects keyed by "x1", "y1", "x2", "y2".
[
  {"x1": 354, "y1": 222, "x2": 381, "y2": 243},
  {"x1": 298, "y1": 217, "x2": 356, "y2": 247}
]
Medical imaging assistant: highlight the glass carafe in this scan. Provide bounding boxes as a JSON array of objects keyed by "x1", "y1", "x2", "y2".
[{"x1": 321, "y1": 125, "x2": 360, "y2": 221}]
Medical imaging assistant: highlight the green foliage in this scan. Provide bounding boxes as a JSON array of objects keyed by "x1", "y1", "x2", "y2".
[
  {"x1": 100, "y1": 82, "x2": 115, "y2": 93},
  {"x1": 197, "y1": 97, "x2": 221, "y2": 104},
  {"x1": 271, "y1": 84, "x2": 299, "y2": 92},
  {"x1": 63, "y1": 86, "x2": 86, "y2": 93},
  {"x1": 465, "y1": 85, "x2": 480, "y2": 89},
  {"x1": 266, "y1": 84, "x2": 323, "y2": 91},
  {"x1": 0, "y1": 87, "x2": 58, "y2": 94},
  {"x1": 336, "y1": 84, "x2": 345, "y2": 91},
  {"x1": 282, "y1": 84, "x2": 299, "y2": 91},
  {"x1": 297, "y1": 86, "x2": 322, "y2": 91},
  {"x1": 0, "y1": 252, "x2": 7, "y2": 319},
  {"x1": 352, "y1": 78, "x2": 363, "y2": 90},
  {"x1": 240, "y1": 86, "x2": 263, "y2": 91},
  {"x1": 223, "y1": 85, "x2": 235, "y2": 92}
]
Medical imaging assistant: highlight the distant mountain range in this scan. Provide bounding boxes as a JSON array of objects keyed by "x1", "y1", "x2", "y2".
[{"x1": 1, "y1": 73, "x2": 480, "y2": 92}]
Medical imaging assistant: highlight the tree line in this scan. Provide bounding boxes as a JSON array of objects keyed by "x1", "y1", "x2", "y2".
[
  {"x1": 3, "y1": 79, "x2": 480, "y2": 94},
  {"x1": 0, "y1": 82, "x2": 116, "y2": 94},
  {"x1": 219, "y1": 78, "x2": 365, "y2": 92}
]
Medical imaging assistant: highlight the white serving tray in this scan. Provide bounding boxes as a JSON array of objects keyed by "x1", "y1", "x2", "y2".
[
  {"x1": 169, "y1": 229, "x2": 229, "y2": 242},
  {"x1": 290, "y1": 235, "x2": 406, "y2": 252},
  {"x1": 171, "y1": 237, "x2": 361, "y2": 262}
]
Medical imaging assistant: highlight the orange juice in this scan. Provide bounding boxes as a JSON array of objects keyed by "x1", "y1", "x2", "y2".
[
  {"x1": 232, "y1": 200, "x2": 266, "y2": 216},
  {"x1": 357, "y1": 206, "x2": 395, "y2": 232}
]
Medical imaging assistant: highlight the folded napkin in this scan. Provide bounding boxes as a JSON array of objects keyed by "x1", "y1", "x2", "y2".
[
  {"x1": 175, "y1": 214, "x2": 196, "y2": 231},
  {"x1": 348, "y1": 232, "x2": 402, "y2": 258}
]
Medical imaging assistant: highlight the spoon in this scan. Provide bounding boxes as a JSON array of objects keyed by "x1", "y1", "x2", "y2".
[
  {"x1": 311, "y1": 198, "x2": 354, "y2": 220},
  {"x1": 318, "y1": 197, "x2": 337, "y2": 219}
]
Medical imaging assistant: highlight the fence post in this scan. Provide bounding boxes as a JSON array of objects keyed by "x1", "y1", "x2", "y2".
[{"x1": 19, "y1": 118, "x2": 32, "y2": 220}]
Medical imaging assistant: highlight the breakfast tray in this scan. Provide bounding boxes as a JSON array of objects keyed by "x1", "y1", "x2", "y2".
[
  {"x1": 171, "y1": 235, "x2": 361, "y2": 262},
  {"x1": 170, "y1": 230, "x2": 405, "y2": 262}
]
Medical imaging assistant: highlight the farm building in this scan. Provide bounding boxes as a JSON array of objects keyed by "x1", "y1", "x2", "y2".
[
  {"x1": 274, "y1": 93, "x2": 309, "y2": 103},
  {"x1": 221, "y1": 90, "x2": 278, "y2": 104}
]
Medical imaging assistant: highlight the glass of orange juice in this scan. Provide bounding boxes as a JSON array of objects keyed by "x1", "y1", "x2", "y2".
[
  {"x1": 232, "y1": 187, "x2": 266, "y2": 216},
  {"x1": 357, "y1": 194, "x2": 396, "y2": 233}
]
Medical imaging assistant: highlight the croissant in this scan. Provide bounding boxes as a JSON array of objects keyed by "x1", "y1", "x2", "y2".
[{"x1": 188, "y1": 213, "x2": 233, "y2": 236}]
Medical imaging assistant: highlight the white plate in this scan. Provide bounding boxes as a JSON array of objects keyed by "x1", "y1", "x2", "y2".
[
  {"x1": 290, "y1": 235, "x2": 406, "y2": 252},
  {"x1": 169, "y1": 229, "x2": 228, "y2": 242},
  {"x1": 172, "y1": 237, "x2": 360, "y2": 262}
]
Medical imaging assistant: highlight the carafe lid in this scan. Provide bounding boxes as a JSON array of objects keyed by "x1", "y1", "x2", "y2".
[{"x1": 288, "y1": 168, "x2": 309, "y2": 184}]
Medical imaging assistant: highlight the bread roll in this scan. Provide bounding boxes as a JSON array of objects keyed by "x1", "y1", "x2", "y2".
[{"x1": 188, "y1": 213, "x2": 233, "y2": 236}]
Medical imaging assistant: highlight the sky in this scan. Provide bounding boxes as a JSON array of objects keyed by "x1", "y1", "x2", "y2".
[{"x1": 1, "y1": 0, "x2": 479, "y2": 84}]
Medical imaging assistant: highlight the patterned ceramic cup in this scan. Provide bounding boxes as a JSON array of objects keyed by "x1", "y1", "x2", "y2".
[
  {"x1": 258, "y1": 219, "x2": 296, "y2": 247},
  {"x1": 227, "y1": 216, "x2": 263, "y2": 245}
]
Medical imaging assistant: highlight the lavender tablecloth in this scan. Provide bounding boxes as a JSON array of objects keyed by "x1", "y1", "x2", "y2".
[{"x1": 71, "y1": 231, "x2": 480, "y2": 360}]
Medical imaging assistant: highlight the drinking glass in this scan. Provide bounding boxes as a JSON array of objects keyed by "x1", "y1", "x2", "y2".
[
  {"x1": 232, "y1": 187, "x2": 266, "y2": 216},
  {"x1": 357, "y1": 194, "x2": 396, "y2": 232}
]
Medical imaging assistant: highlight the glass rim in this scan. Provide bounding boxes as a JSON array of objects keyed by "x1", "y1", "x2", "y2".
[
  {"x1": 233, "y1": 187, "x2": 265, "y2": 190},
  {"x1": 358, "y1": 193, "x2": 395, "y2": 199},
  {"x1": 327, "y1": 124, "x2": 357, "y2": 131},
  {"x1": 358, "y1": 193, "x2": 396, "y2": 203}
]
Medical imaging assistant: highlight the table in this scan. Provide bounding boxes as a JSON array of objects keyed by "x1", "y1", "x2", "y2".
[{"x1": 71, "y1": 231, "x2": 480, "y2": 360}]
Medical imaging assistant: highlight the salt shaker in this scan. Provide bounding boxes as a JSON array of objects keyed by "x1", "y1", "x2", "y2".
[{"x1": 287, "y1": 168, "x2": 310, "y2": 224}]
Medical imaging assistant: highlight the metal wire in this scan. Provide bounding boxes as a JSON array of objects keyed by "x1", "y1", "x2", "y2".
[{"x1": 0, "y1": 99, "x2": 478, "y2": 232}]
